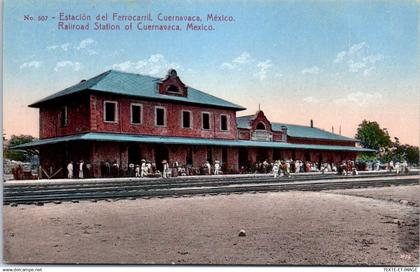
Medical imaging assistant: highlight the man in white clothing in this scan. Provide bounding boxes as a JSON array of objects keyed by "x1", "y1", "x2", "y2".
[
  {"x1": 67, "y1": 161, "x2": 73, "y2": 179},
  {"x1": 214, "y1": 160, "x2": 221, "y2": 175},
  {"x1": 79, "y1": 160, "x2": 84, "y2": 179}
]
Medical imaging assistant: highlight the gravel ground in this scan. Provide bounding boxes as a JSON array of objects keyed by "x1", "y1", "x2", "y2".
[{"x1": 3, "y1": 185, "x2": 419, "y2": 265}]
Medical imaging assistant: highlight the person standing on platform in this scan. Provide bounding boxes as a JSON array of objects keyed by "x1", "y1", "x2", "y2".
[
  {"x1": 172, "y1": 160, "x2": 179, "y2": 177},
  {"x1": 214, "y1": 160, "x2": 221, "y2": 175},
  {"x1": 205, "y1": 161, "x2": 211, "y2": 175},
  {"x1": 79, "y1": 160, "x2": 84, "y2": 179},
  {"x1": 112, "y1": 160, "x2": 119, "y2": 177},
  {"x1": 402, "y1": 160, "x2": 409, "y2": 174},
  {"x1": 135, "y1": 164, "x2": 140, "y2": 177},
  {"x1": 272, "y1": 161, "x2": 279, "y2": 178},
  {"x1": 128, "y1": 162, "x2": 135, "y2": 177},
  {"x1": 140, "y1": 159, "x2": 147, "y2": 177},
  {"x1": 67, "y1": 161, "x2": 73, "y2": 179},
  {"x1": 162, "y1": 160, "x2": 169, "y2": 178},
  {"x1": 105, "y1": 160, "x2": 111, "y2": 177}
]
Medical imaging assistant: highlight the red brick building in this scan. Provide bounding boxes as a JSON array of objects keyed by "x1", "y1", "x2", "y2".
[{"x1": 17, "y1": 69, "x2": 373, "y2": 177}]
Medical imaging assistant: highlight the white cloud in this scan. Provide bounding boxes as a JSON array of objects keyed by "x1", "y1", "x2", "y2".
[
  {"x1": 363, "y1": 54, "x2": 384, "y2": 64},
  {"x1": 347, "y1": 60, "x2": 366, "y2": 73},
  {"x1": 221, "y1": 51, "x2": 278, "y2": 80},
  {"x1": 61, "y1": 43, "x2": 71, "y2": 51},
  {"x1": 111, "y1": 61, "x2": 133, "y2": 71},
  {"x1": 348, "y1": 42, "x2": 367, "y2": 56},
  {"x1": 87, "y1": 49, "x2": 98, "y2": 55},
  {"x1": 221, "y1": 62, "x2": 235, "y2": 70},
  {"x1": 75, "y1": 38, "x2": 94, "y2": 50},
  {"x1": 221, "y1": 51, "x2": 253, "y2": 70},
  {"x1": 301, "y1": 66, "x2": 322, "y2": 75},
  {"x1": 47, "y1": 45, "x2": 59, "y2": 51},
  {"x1": 233, "y1": 51, "x2": 252, "y2": 64},
  {"x1": 333, "y1": 91, "x2": 382, "y2": 106},
  {"x1": 20, "y1": 61, "x2": 42, "y2": 69},
  {"x1": 363, "y1": 66, "x2": 375, "y2": 77},
  {"x1": 274, "y1": 73, "x2": 283, "y2": 78},
  {"x1": 334, "y1": 51, "x2": 346, "y2": 63},
  {"x1": 54, "y1": 61, "x2": 82, "y2": 72},
  {"x1": 110, "y1": 54, "x2": 181, "y2": 76},
  {"x1": 47, "y1": 38, "x2": 96, "y2": 53},
  {"x1": 47, "y1": 42, "x2": 70, "y2": 51},
  {"x1": 253, "y1": 60, "x2": 272, "y2": 80},
  {"x1": 333, "y1": 42, "x2": 384, "y2": 76},
  {"x1": 303, "y1": 96, "x2": 322, "y2": 103}
]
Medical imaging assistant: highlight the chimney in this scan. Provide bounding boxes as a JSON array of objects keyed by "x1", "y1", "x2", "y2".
[
  {"x1": 339, "y1": 125, "x2": 342, "y2": 135},
  {"x1": 332, "y1": 126, "x2": 334, "y2": 133},
  {"x1": 310, "y1": 119, "x2": 313, "y2": 128}
]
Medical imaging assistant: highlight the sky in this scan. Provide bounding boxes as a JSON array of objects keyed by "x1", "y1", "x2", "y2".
[{"x1": 3, "y1": 0, "x2": 419, "y2": 146}]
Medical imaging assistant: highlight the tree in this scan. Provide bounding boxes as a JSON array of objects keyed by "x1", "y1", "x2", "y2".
[
  {"x1": 4, "y1": 134, "x2": 36, "y2": 162},
  {"x1": 404, "y1": 145, "x2": 419, "y2": 165},
  {"x1": 392, "y1": 138, "x2": 419, "y2": 165},
  {"x1": 355, "y1": 120, "x2": 392, "y2": 150},
  {"x1": 355, "y1": 121, "x2": 419, "y2": 165}
]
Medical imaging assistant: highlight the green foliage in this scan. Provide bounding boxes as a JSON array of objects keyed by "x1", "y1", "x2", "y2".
[
  {"x1": 392, "y1": 137, "x2": 419, "y2": 164},
  {"x1": 4, "y1": 134, "x2": 36, "y2": 162},
  {"x1": 355, "y1": 121, "x2": 419, "y2": 165},
  {"x1": 355, "y1": 120, "x2": 392, "y2": 150},
  {"x1": 356, "y1": 153, "x2": 377, "y2": 163}
]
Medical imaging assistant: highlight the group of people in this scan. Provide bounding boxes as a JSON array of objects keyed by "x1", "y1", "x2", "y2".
[
  {"x1": 127, "y1": 159, "x2": 190, "y2": 178},
  {"x1": 242, "y1": 159, "x2": 411, "y2": 179},
  {"x1": 241, "y1": 159, "x2": 329, "y2": 175},
  {"x1": 66, "y1": 160, "x2": 92, "y2": 179},
  {"x1": 119, "y1": 159, "x2": 224, "y2": 178},
  {"x1": 66, "y1": 157, "x2": 411, "y2": 179}
]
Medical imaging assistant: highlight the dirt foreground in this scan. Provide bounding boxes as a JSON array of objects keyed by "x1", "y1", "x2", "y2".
[{"x1": 3, "y1": 185, "x2": 419, "y2": 265}]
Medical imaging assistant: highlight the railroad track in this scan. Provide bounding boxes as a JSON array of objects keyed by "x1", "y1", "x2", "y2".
[{"x1": 3, "y1": 172, "x2": 419, "y2": 205}]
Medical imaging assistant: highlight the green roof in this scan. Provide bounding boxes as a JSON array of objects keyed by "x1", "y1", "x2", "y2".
[
  {"x1": 237, "y1": 115, "x2": 357, "y2": 142},
  {"x1": 29, "y1": 70, "x2": 246, "y2": 110},
  {"x1": 13, "y1": 132, "x2": 374, "y2": 152}
]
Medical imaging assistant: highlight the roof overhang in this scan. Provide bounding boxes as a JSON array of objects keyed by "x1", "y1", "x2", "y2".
[
  {"x1": 12, "y1": 133, "x2": 376, "y2": 152},
  {"x1": 29, "y1": 89, "x2": 246, "y2": 111}
]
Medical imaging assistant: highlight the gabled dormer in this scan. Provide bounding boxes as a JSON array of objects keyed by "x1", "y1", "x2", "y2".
[
  {"x1": 249, "y1": 110, "x2": 273, "y2": 131},
  {"x1": 237, "y1": 110, "x2": 288, "y2": 142},
  {"x1": 248, "y1": 110, "x2": 273, "y2": 141},
  {"x1": 157, "y1": 69, "x2": 188, "y2": 97}
]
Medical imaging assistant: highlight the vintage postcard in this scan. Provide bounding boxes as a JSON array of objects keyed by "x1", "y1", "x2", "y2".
[{"x1": 2, "y1": 0, "x2": 419, "y2": 269}]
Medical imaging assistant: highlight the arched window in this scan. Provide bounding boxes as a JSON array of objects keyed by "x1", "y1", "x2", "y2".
[
  {"x1": 167, "y1": 85, "x2": 179, "y2": 93},
  {"x1": 256, "y1": 122, "x2": 266, "y2": 130}
]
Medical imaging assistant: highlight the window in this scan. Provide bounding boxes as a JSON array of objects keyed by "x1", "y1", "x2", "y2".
[
  {"x1": 220, "y1": 115, "x2": 228, "y2": 131},
  {"x1": 182, "y1": 111, "x2": 192, "y2": 128},
  {"x1": 167, "y1": 85, "x2": 180, "y2": 93},
  {"x1": 256, "y1": 122, "x2": 266, "y2": 130},
  {"x1": 104, "y1": 101, "x2": 118, "y2": 123},
  {"x1": 60, "y1": 106, "x2": 67, "y2": 127},
  {"x1": 155, "y1": 107, "x2": 166, "y2": 126},
  {"x1": 202, "y1": 112, "x2": 210, "y2": 130},
  {"x1": 131, "y1": 104, "x2": 142, "y2": 124}
]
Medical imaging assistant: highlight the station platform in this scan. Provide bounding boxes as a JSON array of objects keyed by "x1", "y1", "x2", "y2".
[{"x1": 4, "y1": 169, "x2": 418, "y2": 186}]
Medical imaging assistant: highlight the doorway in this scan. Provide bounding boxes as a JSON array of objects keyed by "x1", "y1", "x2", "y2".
[
  {"x1": 304, "y1": 151, "x2": 311, "y2": 162},
  {"x1": 155, "y1": 145, "x2": 169, "y2": 171},
  {"x1": 128, "y1": 144, "x2": 141, "y2": 165},
  {"x1": 256, "y1": 148, "x2": 267, "y2": 162},
  {"x1": 239, "y1": 147, "x2": 248, "y2": 168},
  {"x1": 317, "y1": 153, "x2": 323, "y2": 169},
  {"x1": 222, "y1": 147, "x2": 228, "y2": 171}
]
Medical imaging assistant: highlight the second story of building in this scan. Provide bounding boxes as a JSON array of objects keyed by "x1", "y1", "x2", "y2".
[
  {"x1": 30, "y1": 69, "x2": 246, "y2": 140},
  {"x1": 236, "y1": 110, "x2": 359, "y2": 147}
]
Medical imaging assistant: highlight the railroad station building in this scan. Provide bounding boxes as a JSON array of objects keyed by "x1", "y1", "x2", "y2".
[{"x1": 17, "y1": 69, "x2": 373, "y2": 177}]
